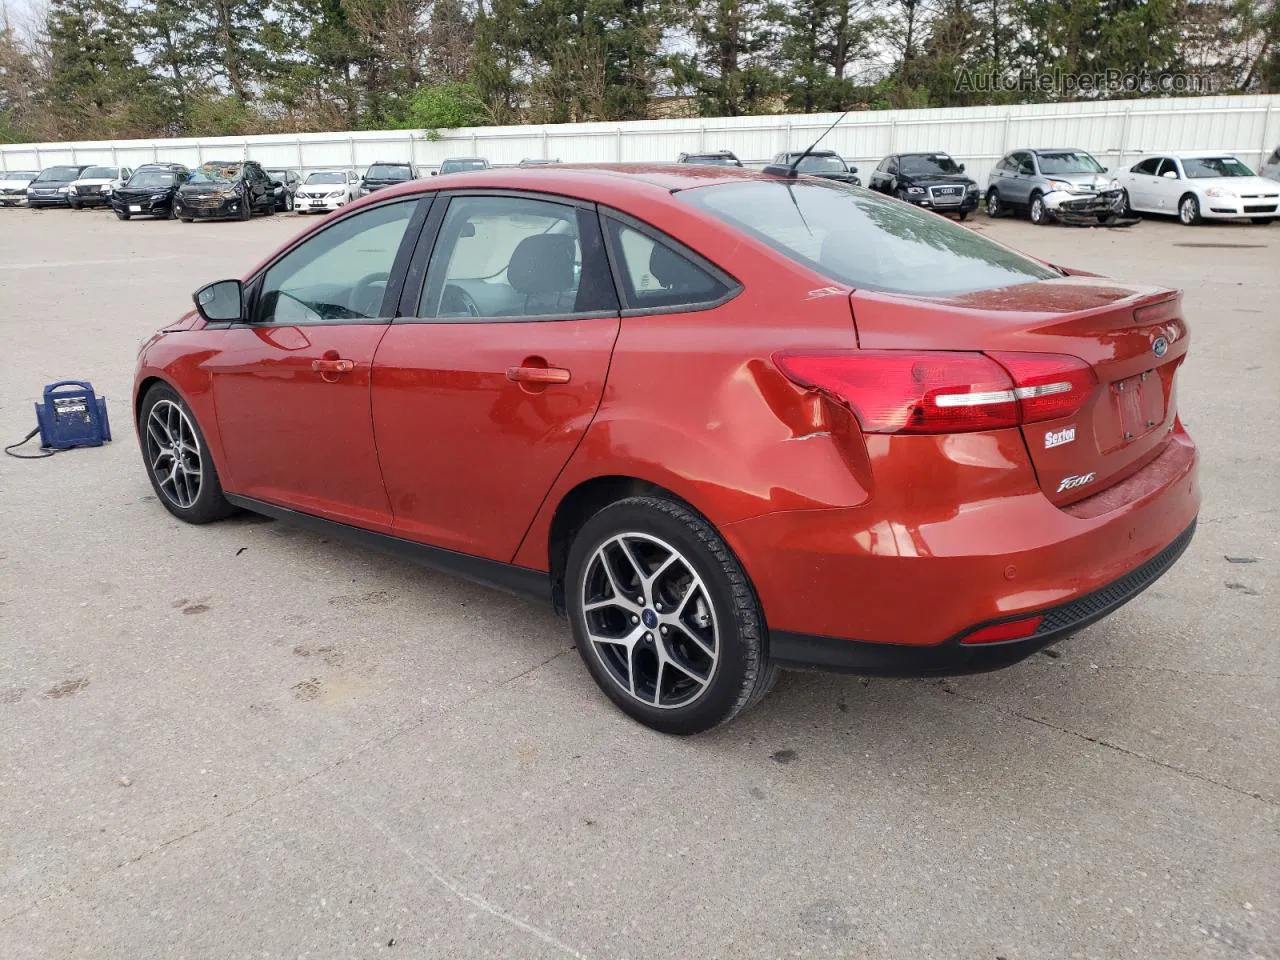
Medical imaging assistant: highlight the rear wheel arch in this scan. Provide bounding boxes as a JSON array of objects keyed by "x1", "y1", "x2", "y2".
[{"x1": 547, "y1": 476, "x2": 719, "y2": 615}]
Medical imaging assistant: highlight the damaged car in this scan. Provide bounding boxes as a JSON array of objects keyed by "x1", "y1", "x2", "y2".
[{"x1": 986, "y1": 148, "x2": 1134, "y2": 226}]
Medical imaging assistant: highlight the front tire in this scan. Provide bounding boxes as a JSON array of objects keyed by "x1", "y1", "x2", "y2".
[
  {"x1": 566, "y1": 496, "x2": 776, "y2": 735},
  {"x1": 1179, "y1": 194, "x2": 1202, "y2": 225},
  {"x1": 1029, "y1": 192, "x2": 1050, "y2": 225},
  {"x1": 239, "y1": 193, "x2": 252, "y2": 221},
  {"x1": 956, "y1": 210, "x2": 969, "y2": 221},
  {"x1": 138, "y1": 383, "x2": 237, "y2": 524},
  {"x1": 114, "y1": 209, "x2": 130, "y2": 221},
  {"x1": 986, "y1": 188, "x2": 1006, "y2": 218}
]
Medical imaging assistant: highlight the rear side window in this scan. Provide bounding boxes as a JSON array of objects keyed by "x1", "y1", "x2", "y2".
[
  {"x1": 681, "y1": 178, "x2": 1058, "y2": 297},
  {"x1": 603, "y1": 217, "x2": 735, "y2": 311}
]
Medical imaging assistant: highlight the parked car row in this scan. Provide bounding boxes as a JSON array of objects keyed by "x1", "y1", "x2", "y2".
[{"x1": 6, "y1": 144, "x2": 1277, "y2": 227}]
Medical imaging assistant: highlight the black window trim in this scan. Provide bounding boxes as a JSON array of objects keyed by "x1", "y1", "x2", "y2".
[
  {"x1": 598, "y1": 207, "x2": 742, "y2": 318},
  {"x1": 393, "y1": 187, "x2": 621, "y2": 326},
  {"x1": 205, "y1": 194, "x2": 433, "y2": 330}
]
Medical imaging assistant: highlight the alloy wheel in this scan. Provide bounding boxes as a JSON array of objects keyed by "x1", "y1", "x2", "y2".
[
  {"x1": 579, "y1": 532, "x2": 719, "y2": 709},
  {"x1": 1180, "y1": 197, "x2": 1198, "y2": 225},
  {"x1": 144, "y1": 399, "x2": 203, "y2": 509},
  {"x1": 986, "y1": 190, "x2": 1001, "y2": 216}
]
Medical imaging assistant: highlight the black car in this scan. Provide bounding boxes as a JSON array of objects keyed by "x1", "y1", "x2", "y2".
[
  {"x1": 677, "y1": 151, "x2": 743, "y2": 167},
  {"x1": 869, "y1": 152, "x2": 980, "y2": 219},
  {"x1": 769, "y1": 150, "x2": 860, "y2": 185},
  {"x1": 26, "y1": 164, "x2": 91, "y2": 207},
  {"x1": 176, "y1": 160, "x2": 277, "y2": 221},
  {"x1": 361, "y1": 161, "x2": 418, "y2": 194},
  {"x1": 112, "y1": 164, "x2": 190, "y2": 220},
  {"x1": 265, "y1": 168, "x2": 301, "y2": 211}
]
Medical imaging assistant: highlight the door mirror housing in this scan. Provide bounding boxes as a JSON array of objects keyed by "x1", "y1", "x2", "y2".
[
  {"x1": 1099, "y1": 166, "x2": 1108, "y2": 173},
  {"x1": 958, "y1": 162, "x2": 966, "y2": 172},
  {"x1": 194, "y1": 279, "x2": 245, "y2": 323},
  {"x1": 1162, "y1": 170, "x2": 1178, "y2": 179},
  {"x1": 848, "y1": 165, "x2": 858, "y2": 174}
]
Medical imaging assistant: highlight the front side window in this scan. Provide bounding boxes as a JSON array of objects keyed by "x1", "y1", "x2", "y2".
[
  {"x1": 604, "y1": 218, "x2": 734, "y2": 310},
  {"x1": 1037, "y1": 151, "x2": 1104, "y2": 175},
  {"x1": 1182, "y1": 156, "x2": 1253, "y2": 178},
  {"x1": 258, "y1": 200, "x2": 417, "y2": 325},
  {"x1": 1014, "y1": 153, "x2": 1035, "y2": 174},
  {"x1": 418, "y1": 195, "x2": 616, "y2": 320},
  {"x1": 681, "y1": 178, "x2": 1058, "y2": 297},
  {"x1": 1132, "y1": 158, "x2": 1160, "y2": 175},
  {"x1": 1156, "y1": 158, "x2": 1179, "y2": 178}
]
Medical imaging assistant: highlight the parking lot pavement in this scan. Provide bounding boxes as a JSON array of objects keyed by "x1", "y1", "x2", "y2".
[{"x1": 1, "y1": 204, "x2": 1277, "y2": 959}]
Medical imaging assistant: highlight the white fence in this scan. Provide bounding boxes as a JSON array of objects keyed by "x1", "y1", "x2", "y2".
[{"x1": 2, "y1": 94, "x2": 1278, "y2": 188}]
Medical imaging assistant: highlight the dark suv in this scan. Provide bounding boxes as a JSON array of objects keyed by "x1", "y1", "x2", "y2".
[
  {"x1": 176, "y1": 160, "x2": 277, "y2": 221},
  {"x1": 361, "y1": 162, "x2": 418, "y2": 195},
  {"x1": 112, "y1": 163, "x2": 190, "y2": 220},
  {"x1": 869, "y1": 152, "x2": 980, "y2": 220}
]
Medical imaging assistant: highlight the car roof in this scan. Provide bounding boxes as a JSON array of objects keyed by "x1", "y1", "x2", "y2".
[
  {"x1": 442, "y1": 156, "x2": 487, "y2": 162},
  {"x1": 898, "y1": 151, "x2": 953, "y2": 157},
  {"x1": 1162, "y1": 150, "x2": 1244, "y2": 159},
  {"x1": 782, "y1": 149, "x2": 839, "y2": 156},
  {"x1": 1027, "y1": 148, "x2": 1091, "y2": 155},
  {"x1": 362, "y1": 163, "x2": 783, "y2": 204}
]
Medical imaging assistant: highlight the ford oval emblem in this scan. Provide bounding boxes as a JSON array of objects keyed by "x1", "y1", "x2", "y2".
[{"x1": 1152, "y1": 336, "x2": 1169, "y2": 359}]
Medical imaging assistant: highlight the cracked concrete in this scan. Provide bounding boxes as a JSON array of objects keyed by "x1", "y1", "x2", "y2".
[{"x1": 1, "y1": 206, "x2": 1277, "y2": 959}]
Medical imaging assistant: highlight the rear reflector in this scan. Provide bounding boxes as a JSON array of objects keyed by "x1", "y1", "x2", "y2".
[
  {"x1": 959, "y1": 615, "x2": 1044, "y2": 645},
  {"x1": 774, "y1": 351, "x2": 1095, "y2": 435}
]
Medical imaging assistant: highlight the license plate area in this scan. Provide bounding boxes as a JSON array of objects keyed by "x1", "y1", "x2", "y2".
[
  {"x1": 1106, "y1": 370, "x2": 1166, "y2": 451},
  {"x1": 129, "y1": 205, "x2": 141, "y2": 212}
]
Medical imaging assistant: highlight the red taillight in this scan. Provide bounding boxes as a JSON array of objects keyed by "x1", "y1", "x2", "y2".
[
  {"x1": 774, "y1": 351, "x2": 1095, "y2": 435},
  {"x1": 988, "y1": 352, "x2": 1096, "y2": 423},
  {"x1": 960, "y1": 615, "x2": 1044, "y2": 645}
]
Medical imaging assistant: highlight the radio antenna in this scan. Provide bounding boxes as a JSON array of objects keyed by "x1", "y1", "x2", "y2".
[{"x1": 763, "y1": 107, "x2": 855, "y2": 178}]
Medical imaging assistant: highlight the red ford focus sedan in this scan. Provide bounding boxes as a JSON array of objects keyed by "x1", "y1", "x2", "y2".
[{"x1": 134, "y1": 165, "x2": 1199, "y2": 733}]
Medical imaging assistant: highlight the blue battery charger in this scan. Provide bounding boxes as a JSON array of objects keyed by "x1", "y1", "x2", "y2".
[{"x1": 5, "y1": 380, "x2": 112, "y2": 458}]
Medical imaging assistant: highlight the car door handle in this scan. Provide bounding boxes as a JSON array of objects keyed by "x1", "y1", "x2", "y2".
[
  {"x1": 312, "y1": 358, "x2": 355, "y2": 374},
  {"x1": 507, "y1": 365, "x2": 571, "y2": 384}
]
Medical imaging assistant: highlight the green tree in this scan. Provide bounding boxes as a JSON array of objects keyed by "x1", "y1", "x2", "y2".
[
  {"x1": 672, "y1": 0, "x2": 780, "y2": 116},
  {"x1": 771, "y1": 0, "x2": 882, "y2": 112}
]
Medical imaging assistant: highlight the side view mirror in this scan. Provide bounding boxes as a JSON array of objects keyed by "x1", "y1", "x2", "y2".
[
  {"x1": 958, "y1": 162, "x2": 966, "y2": 172},
  {"x1": 1099, "y1": 166, "x2": 1108, "y2": 173},
  {"x1": 194, "y1": 279, "x2": 244, "y2": 323},
  {"x1": 431, "y1": 171, "x2": 438, "y2": 176},
  {"x1": 1162, "y1": 170, "x2": 1178, "y2": 179},
  {"x1": 849, "y1": 165, "x2": 858, "y2": 174}
]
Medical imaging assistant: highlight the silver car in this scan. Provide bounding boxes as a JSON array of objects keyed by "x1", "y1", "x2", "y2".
[
  {"x1": 1262, "y1": 145, "x2": 1280, "y2": 183},
  {"x1": 986, "y1": 147, "x2": 1126, "y2": 225}
]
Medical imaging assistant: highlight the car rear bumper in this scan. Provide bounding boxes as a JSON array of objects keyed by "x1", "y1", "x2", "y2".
[{"x1": 723, "y1": 423, "x2": 1199, "y2": 671}]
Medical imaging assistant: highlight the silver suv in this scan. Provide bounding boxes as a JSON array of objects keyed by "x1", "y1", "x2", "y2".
[
  {"x1": 1262, "y1": 145, "x2": 1280, "y2": 183},
  {"x1": 986, "y1": 148, "x2": 1124, "y2": 225}
]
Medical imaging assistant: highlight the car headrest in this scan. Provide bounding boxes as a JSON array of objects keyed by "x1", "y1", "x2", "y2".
[
  {"x1": 508, "y1": 234, "x2": 575, "y2": 296},
  {"x1": 648, "y1": 241, "x2": 706, "y2": 291}
]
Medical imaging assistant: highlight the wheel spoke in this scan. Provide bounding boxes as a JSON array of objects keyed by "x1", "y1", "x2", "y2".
[
  {"x1": 147, "y1": 416, "x2": 171, "y2": 448},
  {"x1": 613, "y1": 538, "x2": 647, "y2": 598},
  {"x1": 148, "y1": 400, "x2": 203, "y2": 510}
]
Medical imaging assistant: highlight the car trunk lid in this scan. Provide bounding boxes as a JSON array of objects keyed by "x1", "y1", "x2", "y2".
[{"x1": 849, "y1": 277, "x2": 1188, "y2": 505}]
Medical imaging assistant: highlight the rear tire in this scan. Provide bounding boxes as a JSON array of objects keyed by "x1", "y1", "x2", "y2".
[
  {"x1": 566, "y1": 496, "x2": 777, "y2": 735},
  {"x1": 138, "y1": 383, "x2": 237, "y2": 525}
]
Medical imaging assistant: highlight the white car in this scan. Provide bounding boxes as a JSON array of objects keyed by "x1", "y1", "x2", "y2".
[
  {"x1": 1262, "y1": 145, "x2": 1280, "y2": 183},
  {"x1": 1117, "y1": 151, "x2": 1279, "y2": 225},
  {"x1": 68, "y1": 164, "x2": 133, "y2": 209},
  {"x1": 0, "y1": 170, "x2": 40, "y2": 206},
  {"x1": 294, "y1": 170, "x2": 360, "y2": 213}
]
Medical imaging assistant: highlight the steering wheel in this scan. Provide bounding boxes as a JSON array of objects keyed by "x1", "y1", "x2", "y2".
[
  {"x1": 350, "y1": 271, "x2": 390, "y2": 318},
  {"x1": 439, "y1": 283, "x2": 481, "y2": 318}
]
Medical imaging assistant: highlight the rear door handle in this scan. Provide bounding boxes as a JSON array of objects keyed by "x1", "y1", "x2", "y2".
[
  {"x1": 507, "y1": 365, "x2": 571, "y2": 384},
  {"x1": 312, "y1": 358, "x2": 355, "y2": 374}
]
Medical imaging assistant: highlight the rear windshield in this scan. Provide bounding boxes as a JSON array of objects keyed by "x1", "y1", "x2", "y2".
[
  {"x1": 306, "y1": 172, "x2": 346, "y2": 184},
  {"x1": 681, "y1": 179, "x2": 1058, "y2": 296},
  {"x1": 35, "y1": 166, "x2": 83, "y2": 182},
  {"x1": 366, "y1": 164, "x2": 412, "y2": 180},
  {"x1": 1182, "y1": 156, "x2": 1253, "y2": 178},
  {"x1": 129, "y1": 170, "x2": 176, "y2": 188},
  {"x1": 792, "y1": 154, "x2": 847, "y2": 173},
  {"x1": 683, "y1": 155, "x2": 741, "y2": 166},
  {"x1": 189, "y1": 162, "x2": 243, "y2": 184},
  {"x1": 1036, "y1": 151, "x2": 1103, "y2": 175},
  {"x1": 900, "y1": 154, "x2": 962, "y2": 175}
]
